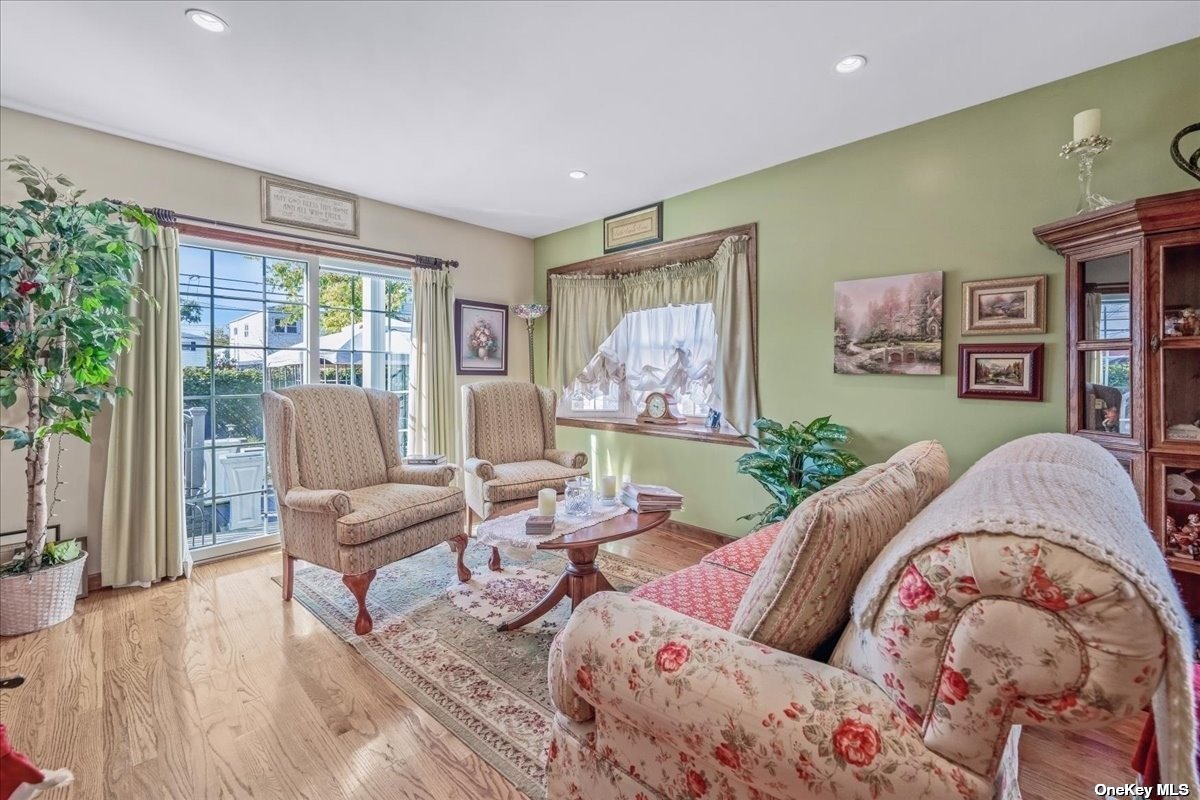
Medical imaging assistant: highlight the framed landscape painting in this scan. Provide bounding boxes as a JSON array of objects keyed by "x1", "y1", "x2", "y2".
[
  {"x1": 455, "y1": 299, "x2": 508, "y2": 375},
  {"x1": 962, "y1": 275, "x2": 1046, "y2": 335},
  {"x1": 957, "y1": 343, "x2": 1044, "y2": 401},
  {"x1": 834, "y1": 271, "x2": 944, "y2": 375}
]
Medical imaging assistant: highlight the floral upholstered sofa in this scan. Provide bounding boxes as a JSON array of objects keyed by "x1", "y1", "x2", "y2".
[{"x1": 546, "y1": 434, "x2": 1197, "y2": 799}]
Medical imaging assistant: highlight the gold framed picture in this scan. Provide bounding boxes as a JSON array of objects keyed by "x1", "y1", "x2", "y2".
[
  {"x1": 961, "y1": 275, "x2": 1046, "y2": 335},
  {"x1": 603, "y1": 202, "x2": 663, "y2": 254}
]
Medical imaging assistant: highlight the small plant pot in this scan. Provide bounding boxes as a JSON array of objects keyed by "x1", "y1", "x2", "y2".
[{"x1": 0, "y1": 552, "x2": 87, "y2": 636}]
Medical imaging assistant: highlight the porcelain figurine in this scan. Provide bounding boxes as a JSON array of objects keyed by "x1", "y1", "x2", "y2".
[
  {"x1": 1179, "y1": 307, "x2": 1199, "y2": 337},
  {"x1": 1185, "y1": 513, "x2": 1200, "y2": 536},
  {"x1": 1166, "y1": 516, "x2": 1183, "y2": 552}
]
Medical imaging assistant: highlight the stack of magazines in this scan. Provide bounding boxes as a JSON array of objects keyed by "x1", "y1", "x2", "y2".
[
  {"x1": 403, "y1": 454, "x2": 447, "y2": 465},
  {"x1": 621, "y1": 483, "x2": 684, "y2": 512},
  {"x1": 525, "y1": 515, "x2": 555, "y2": 535}
]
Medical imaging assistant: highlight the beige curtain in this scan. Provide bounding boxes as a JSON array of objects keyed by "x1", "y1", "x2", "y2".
[
  {"x1": 547, "y1": 235, "x2": 760, "y2": 434},
  {"x1": 622, "y1": 260, "x2": 716, "y2": 312},
  {"x1": 711, "y1": 236, "x2": 759, "y2": 436},
  {"x1": 1084, "y1": 291, "x2": 1102, "y2": 340},
  {"x1": 548, "y1": 273, "x2": 625, "y2": 394},
  {"x1": 410, "y1": 267, "x2": 457, "y2": 458},
  {"x1": 101, "y1": 226, "x2": 186, "y2": 588}
]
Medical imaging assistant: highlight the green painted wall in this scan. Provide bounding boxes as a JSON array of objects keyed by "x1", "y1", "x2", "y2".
[{"x1": 533, "y1": 40, "x2": 1200, "y2": 537}]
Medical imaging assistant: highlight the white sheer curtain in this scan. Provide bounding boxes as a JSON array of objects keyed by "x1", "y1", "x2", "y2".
[{"x1": 571, "y1": 304, "x2": 718, "y2": 415}]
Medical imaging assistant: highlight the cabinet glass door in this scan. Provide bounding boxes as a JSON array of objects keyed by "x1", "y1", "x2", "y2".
[
  {"x1": 1077, "y1": 252, "x2": 1134, "y2": 436},
  {"x1": 1158, "y1": 457, "x2": 1200, "y2": 576},
  {"x1": 1158, "y1": 242, "x2": 1200, "y2": 444}
]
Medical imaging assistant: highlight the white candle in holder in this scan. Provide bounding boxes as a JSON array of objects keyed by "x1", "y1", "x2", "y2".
[
  {"x1": 1073, "y1": 108, "x2": 1101, "y2": 141},
  {"x1": 538, "y1": 488, "x2": 557, "y2": 517},
  {"x1": 600, "y1": 475, "x2": 617, "y2": 498}
]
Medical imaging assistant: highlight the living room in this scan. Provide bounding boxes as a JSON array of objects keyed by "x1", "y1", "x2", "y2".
[{"x1": 0, "y1": 2, "x2": 1197, "y2": 799}]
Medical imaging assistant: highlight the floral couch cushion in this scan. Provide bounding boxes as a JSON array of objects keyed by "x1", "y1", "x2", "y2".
[
  {"x1": 701, "y1": 521, "x2": 785, "y2": 576},
  {"x1": 630, "y1": 563, "x2": 752, "y2": 630},
  {"x1": 730, "y1": 461, "x2": 919, "y2": 657}
]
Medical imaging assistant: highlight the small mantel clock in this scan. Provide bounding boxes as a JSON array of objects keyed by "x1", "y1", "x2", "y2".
[{"x1": 637, "y1": 391, "x2": 688, "y2": 426}]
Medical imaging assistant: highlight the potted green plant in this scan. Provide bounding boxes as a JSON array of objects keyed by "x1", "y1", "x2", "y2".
[
  {"x1": 735, "y1": 416, "x2": 865, "y2": 529},
  {"x1": 0, "y1": 156, "x2": 155, "y2": 635}
]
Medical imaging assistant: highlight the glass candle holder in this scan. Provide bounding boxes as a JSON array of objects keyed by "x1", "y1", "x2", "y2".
[{"x1": 564, "y1": 477, "x2": 593, "y2": 517}]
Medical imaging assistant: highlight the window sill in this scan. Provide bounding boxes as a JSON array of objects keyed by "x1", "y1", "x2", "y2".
[{"x1": 556, "y1": 416, "x2": 751, "y2": 447}]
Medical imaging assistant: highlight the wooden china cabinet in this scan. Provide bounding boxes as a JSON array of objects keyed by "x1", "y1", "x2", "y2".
[{"x1": 1035, "y1": 188, "x2": 1200, "y2": 602}]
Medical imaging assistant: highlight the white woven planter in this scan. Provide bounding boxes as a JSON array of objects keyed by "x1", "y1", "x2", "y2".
[{"x1": 0, "y1": 552, "x2": 87, "y2": 636}]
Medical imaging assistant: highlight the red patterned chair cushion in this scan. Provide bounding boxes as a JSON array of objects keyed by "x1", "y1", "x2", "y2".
[
  {"x1": 630, "y1": 562, "x2": 751, "y2": 630},
  {"x1": 701, "y1": 521, "x2": 785, "y2": 576}
]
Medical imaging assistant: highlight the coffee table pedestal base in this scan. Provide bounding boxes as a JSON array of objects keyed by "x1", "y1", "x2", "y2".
[{"x1": 495, "y1": 545, "x2": 615, "y2": 632}]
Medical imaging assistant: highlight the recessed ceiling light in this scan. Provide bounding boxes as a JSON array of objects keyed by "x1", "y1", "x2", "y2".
[
  {"x1": 185, "y1": 8, "x2": 228, "y2": 33},
  {"x1": 834, "y1": 54, "x2": 868, "y2": 74},
  {"x1": 568, "y1": 170, "x2": 588, "y2": 180}
]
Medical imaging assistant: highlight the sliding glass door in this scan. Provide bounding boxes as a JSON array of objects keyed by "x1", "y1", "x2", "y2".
[
  {"x1": 180, "y1": 242, "x2": 412, "y2": 561},
  {"x1": 316, "y1": 266, "x2": 414, "y2": 454}
]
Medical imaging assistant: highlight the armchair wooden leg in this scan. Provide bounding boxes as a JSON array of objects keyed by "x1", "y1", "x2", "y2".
[
  {"x1": 282, "y1": 550, "x2": 295, "y2": 602},
  {"x1": 342, "y1": 570, "x2": 377, "y2": 636},
  {"x1": 448, "y1": 534, "x2": 472, "y2": 583},
  {"x1": 489, "y1": 547, "x2": 502, "y2": 572}
]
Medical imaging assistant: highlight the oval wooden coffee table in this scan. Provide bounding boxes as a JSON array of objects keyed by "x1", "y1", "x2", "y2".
[{"x1": 486, "y1": 499, "x2": 669, "y2": 632}]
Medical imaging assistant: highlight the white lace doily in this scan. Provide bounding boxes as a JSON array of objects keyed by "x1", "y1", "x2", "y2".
[{"x1": 474, "y1": 500, "x2": 629, "y2": 560}]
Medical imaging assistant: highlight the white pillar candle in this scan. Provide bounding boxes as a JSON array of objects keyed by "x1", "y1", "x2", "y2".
[
  {"x1": 600, "y1": 475, "x2": 617, "y2": 498},
  {"x1": 1073, "y1": 108, "x2": 1101, "y2": 141},
  {"x1": 538, "y1": 488, "x2": 557, "y2": 517}
]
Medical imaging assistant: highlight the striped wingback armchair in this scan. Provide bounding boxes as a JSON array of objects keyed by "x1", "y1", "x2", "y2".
[
  {"x1": 461, "y1": 381, "x2": 588, "y2": 525},
  {"x1": 263, "y1": 384, "x2": 470, "y2": 635}
]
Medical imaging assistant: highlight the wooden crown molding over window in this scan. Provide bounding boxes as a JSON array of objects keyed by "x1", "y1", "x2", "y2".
[
  {"x1": 547, "y1": 223, "x2": 758, "y2": 445},
  {"x1": 547, "y1": 222, "x2": 755, "y2": 295}
]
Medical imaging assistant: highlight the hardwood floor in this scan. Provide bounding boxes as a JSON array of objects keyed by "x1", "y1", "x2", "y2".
[{"x1": 0, "y1": 532, "x2": 1145, "y2": 799}]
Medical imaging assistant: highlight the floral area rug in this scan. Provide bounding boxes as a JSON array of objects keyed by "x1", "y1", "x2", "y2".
[{"x1": 277, "y1": 542, "x2": 666, "y2": 799}]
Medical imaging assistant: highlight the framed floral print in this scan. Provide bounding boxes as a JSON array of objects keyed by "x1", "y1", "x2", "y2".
[{"x1": 455, "y1": 299, "x2": 508, "y2": 375}]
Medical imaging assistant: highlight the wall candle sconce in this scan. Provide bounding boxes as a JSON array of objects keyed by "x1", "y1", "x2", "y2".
[{"x1": 512, "y1": 303, "x2": 549, "y2": 383}]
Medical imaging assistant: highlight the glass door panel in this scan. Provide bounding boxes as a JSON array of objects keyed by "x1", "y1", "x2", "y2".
[
  {"x1": 1162, "y1": 349, "x2": 1200, "y2": 442},
  {"x1": 1162, "y1": 243, "x2": 1200, "y2": 340},
  {"x1": 1152, "y1": 238, "x2": 1200, "y2": 448},
  {"x1": 1081, "y1": 349, "x2": 1132, "y2": 435},
  {"x1": 1163, "y1": 463, "x2": 1200, "y2": 565},
  {"x1": 1080, "y1": 253, "x2": 1131, "y2": 342},
  {"x1": 180, "y1": 244, "x2": 308, "y2": 558},
  {"x1": 318, "y1": 265, "x2": 413, "y2": 453}
]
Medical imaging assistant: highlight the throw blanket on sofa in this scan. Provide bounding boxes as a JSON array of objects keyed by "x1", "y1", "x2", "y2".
[{"x1": 852, "y1": 433, "x2": 1199, "y2": 789}]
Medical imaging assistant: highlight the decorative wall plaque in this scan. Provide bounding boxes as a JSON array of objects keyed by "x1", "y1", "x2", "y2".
[{"x1": 261, "y1": 175, "x2": 359, "y2": 237}]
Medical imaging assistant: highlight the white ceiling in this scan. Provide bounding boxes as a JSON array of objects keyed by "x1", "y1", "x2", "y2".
[{"x1": 1, "y1": 1, "x2": 1196, "y2": 238}]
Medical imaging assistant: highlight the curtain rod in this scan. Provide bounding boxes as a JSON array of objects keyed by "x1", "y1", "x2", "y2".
[{"x1": 114, "y1": 202, "x2": 459, "y2": 269}]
